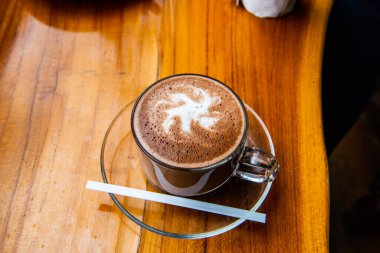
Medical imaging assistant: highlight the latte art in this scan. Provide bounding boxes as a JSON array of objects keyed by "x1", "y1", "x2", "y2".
[
  {"x1": 133, "y1": 75, "x2": 246, "y2": 168},
  {"x1": 155, "y1": 86, "x2": 221, "y2": 134}
]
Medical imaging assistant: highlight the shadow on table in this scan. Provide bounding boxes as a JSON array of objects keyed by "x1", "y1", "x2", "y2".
[
  {"x1": 24, "y1": 0, "x2": 162, "y2": 32},
  {"x1": 0, "y1": 0, "x2": 162, "y2": 84}
]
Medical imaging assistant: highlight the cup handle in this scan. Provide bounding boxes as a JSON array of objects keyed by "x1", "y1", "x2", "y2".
[{"x1": 234, "y1": 147, "x2": 280, "y2": 183}]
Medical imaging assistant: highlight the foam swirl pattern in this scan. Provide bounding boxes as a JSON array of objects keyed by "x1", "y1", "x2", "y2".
[{"x1": 133, "y1": 76, "x2": 245, "y2": 168}]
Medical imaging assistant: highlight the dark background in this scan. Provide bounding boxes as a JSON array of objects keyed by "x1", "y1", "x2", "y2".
[{"x1": 322, "y1": 0, "x2": 380, "y2": 251}]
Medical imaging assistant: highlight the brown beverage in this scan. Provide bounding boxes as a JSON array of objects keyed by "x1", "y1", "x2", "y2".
[{"x1": 133, "y1": 75, "x2": 246, "y2": 168}]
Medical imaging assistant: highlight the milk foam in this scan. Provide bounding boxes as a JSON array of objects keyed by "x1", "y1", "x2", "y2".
[
  {"x1": 133, "y1": 75, "x2": 246, "y2": 168},
  {"x1": 155, "y1": 86, "x2": 221, "y2": 134}
]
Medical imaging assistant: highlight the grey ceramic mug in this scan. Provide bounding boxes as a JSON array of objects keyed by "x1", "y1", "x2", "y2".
[{"x1": 131, "y1": 74, "x2": 279, "y2": 197}]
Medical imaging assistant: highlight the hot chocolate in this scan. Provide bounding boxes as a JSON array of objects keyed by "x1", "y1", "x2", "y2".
[{"x1": 132, "y1": 75, "x2": 246, "y2": 168}]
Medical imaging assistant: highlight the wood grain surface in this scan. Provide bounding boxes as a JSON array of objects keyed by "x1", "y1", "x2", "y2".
[{"x1": 0, "y1": 0, "x2": 332, "y2": 252}]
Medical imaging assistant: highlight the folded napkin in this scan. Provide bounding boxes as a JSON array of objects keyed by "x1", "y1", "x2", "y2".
[{"x1": 239, "y1": 0, "x2": 296, "y2": 18}]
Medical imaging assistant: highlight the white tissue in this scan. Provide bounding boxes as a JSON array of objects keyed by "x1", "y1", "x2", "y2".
[{"x1": 241, "y1": 0, "x2": 296, "y2": 18}]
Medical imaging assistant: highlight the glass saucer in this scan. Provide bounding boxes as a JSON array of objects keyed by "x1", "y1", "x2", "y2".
[{"x1": 100, "y1": 100, "x2": 275, "y2": 239}]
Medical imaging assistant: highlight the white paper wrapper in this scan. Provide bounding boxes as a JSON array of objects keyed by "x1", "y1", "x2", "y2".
[{"x1": 240, "y1": 0, "x2": 296, "y2": 18}]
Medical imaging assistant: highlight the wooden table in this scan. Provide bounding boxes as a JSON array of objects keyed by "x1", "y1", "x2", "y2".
[{"x1": 0, "y1": 0, "x2": 332, "y2": 252}]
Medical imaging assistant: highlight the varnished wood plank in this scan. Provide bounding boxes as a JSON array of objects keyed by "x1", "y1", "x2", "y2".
[{"x1": 0, "y1": 0, "x2": 331, "y2": 252}]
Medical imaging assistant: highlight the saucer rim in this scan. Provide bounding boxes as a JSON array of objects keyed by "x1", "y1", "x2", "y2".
[{"x1": 100, "y1": 99, "x2": 275, "y2": 239}]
